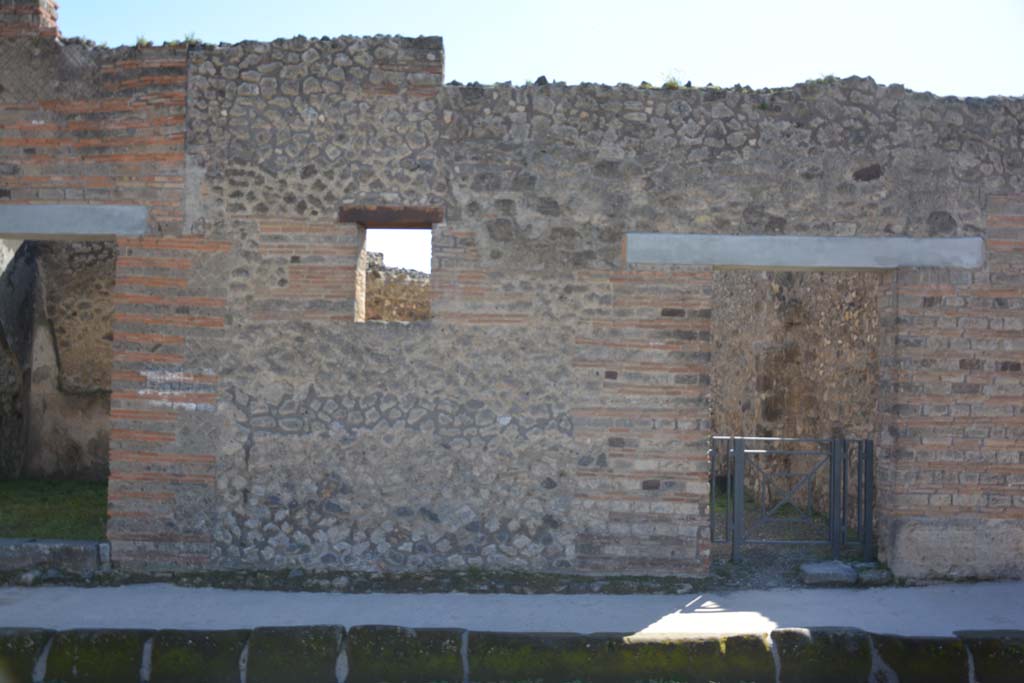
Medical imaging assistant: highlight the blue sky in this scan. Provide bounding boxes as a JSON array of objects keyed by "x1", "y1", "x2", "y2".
[
  {"x1": 59, "y1": 1, "x2": 1024, "y2": 271},
  {"x1": 62, "y1": 0, "x2": 1024, "y2": 96}
]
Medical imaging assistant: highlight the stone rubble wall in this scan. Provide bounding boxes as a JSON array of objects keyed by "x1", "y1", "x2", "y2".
[{"x1": 2, "y1": 4, "x2": 1023, "y2": 579}]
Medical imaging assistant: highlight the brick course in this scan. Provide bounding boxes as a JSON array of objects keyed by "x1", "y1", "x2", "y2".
[{"x1": 2, "y1": 7, "x2": 1022, "y2": 579}]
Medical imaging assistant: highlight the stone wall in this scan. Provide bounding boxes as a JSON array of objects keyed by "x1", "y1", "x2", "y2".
[
  {"x1": 18, "y1": 241, "x2": 114, "y2": 480},
  {"x1": 2, "y1": 3, "x2": 1023, "y2": 579},
  {"x1": 34, "y1": 241, "x2": 115, "y2": 393}
]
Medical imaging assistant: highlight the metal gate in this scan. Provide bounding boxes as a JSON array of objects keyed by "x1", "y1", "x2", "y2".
[{"x1": 709, "y1": 436, "x2": 874, "y2": 561}]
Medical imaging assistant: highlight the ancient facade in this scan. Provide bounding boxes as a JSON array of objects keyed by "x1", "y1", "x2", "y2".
[{"x1": 0, "y1": 1, "x2": 1022, "y2": 580}]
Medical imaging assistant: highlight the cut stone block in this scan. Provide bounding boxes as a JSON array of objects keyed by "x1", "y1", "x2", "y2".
[
  {"x1": 857, "y1": 567, "x2": 894, "y2": 586},
  {"x1": 0, "y1": 628, "x2": 52, "y2": 683},
  {"x1": 346, "y1": 625, "x2": 464, "y2": 683},
  {"x1": 46, "y1": 629, "x2": 152, "y2": 683},
  {"x1": 468, "y1": 631, "x2": 775, "y2": 683},
  {"x1": 246, "y1": 625, "x2": 343, "y2": 683},
  {"x1": 799, "y1": 560, "x2": 858, "y2": 586},
  {"x1": 873, "y1": 634, "x2": 968, "y2": 683},
  {"x1": 773, "y1": 628, "x2": 871, "y2": 683},
  {"x1": 150, "y1": 629, "x2": 249, "y2": 683},
  {"x1": 956, "y1": 630, "x2": 1024, "y2": 683}
]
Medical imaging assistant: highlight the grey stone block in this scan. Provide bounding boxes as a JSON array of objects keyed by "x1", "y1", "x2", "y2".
[
  {"x1": 150, "y1": 629, "x2": 249, "y2": 683},
  {"x1": 0, "y1": 539, "x2": 102, "y2": 574},
  {"x1": 46, "y1": 629, "x2": 153, "y2": 683},
  {"x1": 857, "y1": 567, "x2": 894, "y2": 586},
  {"x1": 626, "y1": 233, "x2": 986, "y2": 269},
  {"x1": 468, "y1": 631, "x2": 775, "y2": 683},
  {"x1": 0, "y1": 204, "x2": 148, "y2": 239},
  {"x1": 0, "y1": 628, "x2": 52, "y2": 683},
  {"x1": 246, "y1": 626, "x2": 343, "y2": 683},
  {"x1": 346, "y1": 625, "x2": 464, "y2": 683},
  {"x1": 799, "y1": 560, "x2": 858, "y2": 586},
  {"x1": 773, "y1": 628, "x2": 871, "y2": 683},
  {"x1": 955, "y1": 630, "x2": 1024, "y2": 683},
  {"x1": 873, "y1": 634, "x2": 968, "y2": 683}
]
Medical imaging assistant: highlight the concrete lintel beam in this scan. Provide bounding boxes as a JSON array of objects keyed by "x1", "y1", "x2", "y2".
[
  {"x1": 626, "y1": 233, "x2": 985, "y2": 270},
  {"x1": 0, "y1": 204, "x2": 149, "y2": 239}
]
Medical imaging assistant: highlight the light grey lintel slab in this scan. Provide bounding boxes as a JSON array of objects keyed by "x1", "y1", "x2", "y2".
[
  {"x1": 626, "y1": 233, "x2": 986, "y2": 269},
  {"x1": 0, "y1": 204, "x2": 149, "y2": 238}
]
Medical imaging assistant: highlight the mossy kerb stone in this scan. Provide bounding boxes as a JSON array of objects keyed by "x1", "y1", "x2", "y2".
[
  {"x1": 772, "y1": 628, "x2": 870, "y2": 683},
  {"x1": 0, "y1": 628, "x2": 52, "y2": 683},
  {"x1": 872, "y1": 634, "x2": 968, "y2": 683},
  {"x1": 245, "y1": 625, "x2": 344, "y2": 683},
  {"x1": 45, "y1": 629, "x2": 152, "y2": 683},
  {"x1": 346, "y1": 625, "x2": 464, "y2": 683},
  {"x1": 150, "y1": 629, "x2": 249, "y2": 683}
]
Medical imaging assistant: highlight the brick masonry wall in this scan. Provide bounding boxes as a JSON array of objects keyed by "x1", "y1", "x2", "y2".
[
  {"x1": 181, "y1": 39, "x2": 1024, "y2": 578},
  {"x1": 879, "y1": 194, "x2": 1024, "y2": 578},
  {"x1": 0, "y1": 0, "x2": 58, "y2": 40},
  {"x1": 3, "y1": 18, "x2": 1023, "y2": 579},
  {"x1": 0, "y1": 39, "x2": 187, "y2": 230}
]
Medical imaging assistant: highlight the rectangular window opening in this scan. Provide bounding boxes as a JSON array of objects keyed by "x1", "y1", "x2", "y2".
[{"x1": 356, "y1": 227, "x2": 432, "y2": 323}]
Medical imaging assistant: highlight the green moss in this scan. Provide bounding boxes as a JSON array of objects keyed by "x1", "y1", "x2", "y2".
[
  {"x1": 956, "y1": 630, "x2": 1024, "y2": 683},
  {"x1": 0, "y1": 629, "x2": 52, "y2": 683},
  {"x1": 150, "y1": 629, "x2": 249, "y2": 683},
  {"x1": 0, "y1": 480, "x2": 107, "y2": 540},
  {"x1": 346, "y1": 626, "x2": 463, "y2": 683},
  {"x1": 246, "y1": 626, "x2": 342, "y2": 683},
  {"x1": 468, "y1": 632, "x2": 774, "y2": 683},
  {"x1": 46, "y1": 629, "x2": 151, "y2": 683},
  {"x1": 874, "y1": 635, "x2": 968, "y2": 683},
  {"x1": 773, "y1": 628, "x2": 870, "y2": 682}
]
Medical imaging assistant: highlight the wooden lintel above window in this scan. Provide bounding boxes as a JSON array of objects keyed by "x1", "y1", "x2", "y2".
[{"x1": 338, "y1": 205, "x2": 444, "y2": 228}]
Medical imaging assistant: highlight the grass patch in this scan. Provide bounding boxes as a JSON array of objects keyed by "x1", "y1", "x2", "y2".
[{"x1": 0, "y1": 480, "x2": 107, "y2": 540}]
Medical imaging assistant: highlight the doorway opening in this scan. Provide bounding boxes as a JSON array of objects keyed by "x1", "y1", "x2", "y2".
[{"x1": 0, "y1": 239, "x2": 112, "y2": 541}]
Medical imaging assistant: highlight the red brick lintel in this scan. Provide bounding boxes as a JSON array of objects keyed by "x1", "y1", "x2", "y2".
[{"x1": 338, "y1": 204, "x2": 444, "y2": 229}]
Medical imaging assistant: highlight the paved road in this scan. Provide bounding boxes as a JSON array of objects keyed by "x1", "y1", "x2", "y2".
[{"x1": 0, "y1": 581, "x2": 1021, "y2": 636}]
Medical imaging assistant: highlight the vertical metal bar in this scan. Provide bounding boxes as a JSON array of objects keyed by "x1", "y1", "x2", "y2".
[
  {"x1": 841, "y1": 439, "x2": 848, "y2": 545},
  {"x1": 851, "y1": 440, "x2": 860, "y2": 540},
  {"x1": 709, "y1": 442, "x2": 716, "y2": 543},
  {"x1": 862, "y1": 440, "x2": 875, "y2": 561},
  {"x1": 725, "y1": 439, "x2": 732, "y2": 543},
  {"x1": 731, "y1": 438, "x2": 745, "y2": 562},
  {"x1": 830, "y1": 438, "x2": 842, "y2": 559}
]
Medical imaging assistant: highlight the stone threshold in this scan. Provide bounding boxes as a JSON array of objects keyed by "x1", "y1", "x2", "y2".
[
  {"x1": 0, "y1": 625, "x2": 1017, "y2": 683},
  {"x1": 0, "y1": 538, "x2": 111, "y2": 575}
]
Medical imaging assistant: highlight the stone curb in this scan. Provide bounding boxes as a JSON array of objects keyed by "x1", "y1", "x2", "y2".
[{"x1": 0, "y1": 626, "x2": 1013, "y2": 682}]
